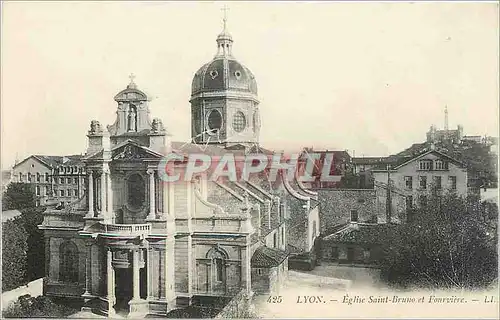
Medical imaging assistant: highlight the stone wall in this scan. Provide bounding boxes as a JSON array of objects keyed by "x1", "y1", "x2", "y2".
[
  {"x1": 175, "y1": 237, "x2": 189, "y2": 293},
  {"x1": 318, "y1": 189, "x2": 378, "y2": 233},
  {"x1": 251, "y1": 267, "x2": 270, "y2": 294},
  {"x1": 214, "y1": 290, "x2": 253, "y2": 319}
]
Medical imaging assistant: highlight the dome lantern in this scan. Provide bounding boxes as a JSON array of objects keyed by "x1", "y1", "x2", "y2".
[{"x1": 215, "y1": 6, "x2": 233, "y2": 58}]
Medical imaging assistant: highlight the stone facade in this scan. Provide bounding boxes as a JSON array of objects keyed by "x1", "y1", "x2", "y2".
[{"x1": 38, "y1": 22, "x2": 297, "y2": 318}]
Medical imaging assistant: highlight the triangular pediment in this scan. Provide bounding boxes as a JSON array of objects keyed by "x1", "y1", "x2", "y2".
[{"x1": 112, "y1": 141, "x2": 163, "y2": 161}]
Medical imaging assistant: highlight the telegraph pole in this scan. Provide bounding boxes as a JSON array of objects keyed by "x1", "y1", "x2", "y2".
[{"x1": 386, "y1": 164, "x2": 392, "y2": 223}]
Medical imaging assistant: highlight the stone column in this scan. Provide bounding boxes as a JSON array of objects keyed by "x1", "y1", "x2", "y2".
[
  {"x1": 106, "y1": 170, "x2": 114, "y2": 222},
  {"x1": 146, "y1": 243, "x2": 153, "y2": 300},
  {"x1": 106, "y1": 248, "x2": 115, "y2": 316},
  {"x1": 132, "y1": 249, "x2": 140, "y2": 301},
  {"x1": 86, "y1": 171, "x2": 94, "y2": 217},
  {"x1": 100, "y1": 171, "x2": 107, "y2": 217},
  {"x1": 83, "y1": 243, "x2": 92, "y2": 296},
  {"x1": 147, "y1": 169, "x2": 156, "y2": 220}
]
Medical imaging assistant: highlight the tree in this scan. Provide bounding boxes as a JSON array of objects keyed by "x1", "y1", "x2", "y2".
[
  {"x1": 16, "y1": 207, "x2": 46, "y2": 281},
  {"x1": 380, "y1": 191, "x2": 498, "y2": 290},
  {"x1": 2, "y1": 183, "x2": 36, "y2": 210},
  {"x1": 2, "y1": 218, "x2": 28, "y2": 292},
  {"x1": 3, "y1": 295, "x2": 79, "y2": 318}
]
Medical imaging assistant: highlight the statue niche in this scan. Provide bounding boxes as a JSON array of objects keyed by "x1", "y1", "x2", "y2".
[
  {"x1": 127, "y1": 105, "x2": 137, "y2": 132},
  {"x1": 126, "y1": 173, "x2": 145, "y2": 211}
]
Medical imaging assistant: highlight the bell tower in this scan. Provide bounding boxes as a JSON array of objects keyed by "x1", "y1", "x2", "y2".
[{"x1": 105, "y1": 75, "x2": 170, "y2": 153}]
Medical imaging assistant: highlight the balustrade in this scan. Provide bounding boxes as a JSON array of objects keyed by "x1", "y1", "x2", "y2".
[{"x1": 103, "y1": 223, "x2": 151, "y2": 236}]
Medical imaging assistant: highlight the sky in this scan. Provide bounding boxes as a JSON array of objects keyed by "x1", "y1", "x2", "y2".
[{"x1": 1, "y1": 1, "x2": 499, "y2": 169}]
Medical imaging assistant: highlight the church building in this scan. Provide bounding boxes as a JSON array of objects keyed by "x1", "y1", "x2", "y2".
[{"x1": 38, "y1": 17, "x2": 312, "y2": 318}]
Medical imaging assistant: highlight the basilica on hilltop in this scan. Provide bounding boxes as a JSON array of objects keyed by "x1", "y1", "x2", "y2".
[{"x1": 38, "y1": 16, "x2": 320, "y2": 318}]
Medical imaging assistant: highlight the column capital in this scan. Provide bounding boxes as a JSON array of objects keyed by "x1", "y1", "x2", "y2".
[{"x1": 146, "y1": 169, "x2": 155, "y2": 175}]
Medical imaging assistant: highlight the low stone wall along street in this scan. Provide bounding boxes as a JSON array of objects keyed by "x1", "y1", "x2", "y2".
[
  {"x1": 215, "y1": 290, "x2": 254, "y2": 319},
  {"x1": 1, "y1": 278, "x2": 44, "y2": 310}
]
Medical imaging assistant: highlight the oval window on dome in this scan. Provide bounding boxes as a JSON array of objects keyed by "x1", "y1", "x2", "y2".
[
  {"x1": 234, "y1": 70, "x2": 242, "y2": 80},
  {"x1": 233, "y1": 111, "x2": 246, "y2": 133},
  {"x1": 210, "y1": 70, "x2": 219, "y2": 79},
  {"x1": 207, "y1": 109, "x2": 223, "y2": 134}
]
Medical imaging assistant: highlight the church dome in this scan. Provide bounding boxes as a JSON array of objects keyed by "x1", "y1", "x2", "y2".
[
  {"x1": 190, "y1": 20, "x2": 258, "y2": 100},
  {"x1": 191, "y1": 58, "x2": 258, "y2": 96}
]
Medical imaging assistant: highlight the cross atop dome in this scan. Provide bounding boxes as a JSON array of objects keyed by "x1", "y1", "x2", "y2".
[
  {"x1": 222, "y1": 5, "x2": 229, "y2": 32},
  {"x1": 216, "y1": 5, "x2": 233, "y2": 57},
  {"x1": 127, "y1": 73, "x2": 137, "y2": 89}
]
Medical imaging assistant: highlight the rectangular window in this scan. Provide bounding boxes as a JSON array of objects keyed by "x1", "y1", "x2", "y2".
[
  {"x1": 45, "y1": 173, "x2": 49, "y2": 182},
  {"x1": 404, "y1": 176, "x2": 413, "y2": 190},
  {"x1": 347, "y1": 247, "x2": 355, "y2": 261},
  {"x1": 350, "y1": 210, "x2": 358, "y2": 222},
  {"x1": 406, "y1": 195, "x2": 413, "y2": 210},
  {"x1": 19, "y1": 172, "x2": 23, "y2": 182},
  {"x1": 433, "y1": 176, "x2": 442, "y2": 189},
  {"x1": 74, "y1": 189, "x2": 78, "y2": 197},
  {"x1": 60, "y1": 177, "x2": 64, "y2": 184},
  {"x1": 36, "y1": 173, "x2": 41, "y2": 182},
  {"x1": 60, "y1": 190, "x2": 64, "y2": 197},
  {"x1": 363, "y1": 248, "x2": 371, "y2": 260},
  {"x1": 36, "y1": 186, "x2": 40, "y2": 196},
  {"x1": 273, "y1": 233, "x2": 277, "y2": 248},
  {"x1": 67, "y1": 178, "x2": 71, "y2": 184},
  {"x1": 419, "y1": 176, "x2": 427, "y2": 189},
  {"x1": 434, "y1": 160, "x2": 447, "y2": 170},
  {"x1": 74, "y1": 177, "x2": 78, "y2": 184},
  {"x1": 215, "y1": 258, "x2": 223, "y2": 282},
  {"x1": 27, "y1": 173, "x2": 32, "y2": 182},
  {"x1": 45, "y1": 187, "x2": 49, "y2": 196},
  {"x1": 419, "y1": 160, "x2": 432, "y2": 170},
  {"x1": 419, "y1": 195, "x2": 427, "y2": 207},
  {"x1": 331, "y1": 247, "x2": 339, "y2": 260},
  {"x1": 449, "y1": 176, "x2": 457, "y2": 190}
]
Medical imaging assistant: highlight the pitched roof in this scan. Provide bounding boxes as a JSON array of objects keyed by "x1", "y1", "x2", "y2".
[
  {"x1": 251, "y1": 246, "x2": 289, "y2": 267},
  {"x1": 352, "y1": 156, "x2": 390, "y2": 165},
  {"x1": 14, "y1": 155, "x2": 84, "y2": 169},
  {"x1": 323, "y1": 223, "x2": 396, "y2": 245}
]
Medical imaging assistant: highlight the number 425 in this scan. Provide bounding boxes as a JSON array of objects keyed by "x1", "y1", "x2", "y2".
[{"x1": 267, "y1": 296, "x2": 283, "y2": 303}]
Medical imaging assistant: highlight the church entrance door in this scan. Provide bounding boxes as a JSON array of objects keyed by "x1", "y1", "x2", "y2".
[{"x1": 115, "y1": 268, "x2": 133, "y2": 312}]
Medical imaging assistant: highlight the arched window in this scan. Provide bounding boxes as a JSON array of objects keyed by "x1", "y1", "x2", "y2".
[
  {"x1": 206, "y1": 246, "x2": 228, "y2": 292},
  {"x1": 207, "y1": 109, "x2": 222, "y2": 134},
  {"x1": 59, "y1": 241, "x2": 79, "y2": 283}
]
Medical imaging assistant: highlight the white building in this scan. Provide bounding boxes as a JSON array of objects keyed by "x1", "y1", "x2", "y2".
[{"x1": 372, "y1": 148, "x2": 468, "y2": 210}]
